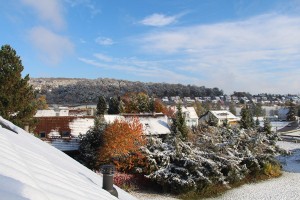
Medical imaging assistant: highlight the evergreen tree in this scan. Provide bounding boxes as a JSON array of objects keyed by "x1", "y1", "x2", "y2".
[
  {"x1": 287, "y1": 102, "x2": 297, "y2": 121},
  {"x1": 229, "y1": 102, "x2": 236, "y2": 115},
  {"x1": 207, "y1": 114, "x2": 218, "y2": 126},
  {"x1": 96, "y1": 96, "x2": 107, "y2": 116},
  {"x1": 0, "y1": 44, "x2": 37, "y2": 128},
  {"x1": 255, "y1": 117, "x2": 260, "y2": 127},
  {"x1": 239, "y1": 105, "x2": 255, "y2": 129},
  {"x1": 137, "y1": 92, "x2": 150, "y2": 112},
  {"x1": 78, "y1": 117, "x2": 106, "y2": 170},
  {"x1": 149, "y1": 96, "x2": 155, "y2": 112},
  {"x1": 263, "y1": 118, "x2": 272, "y2": 134},
  {"x1": 171, "y1": 104, "x2": 189, "y2": 140},
  {"x1": 108, "y1": 97, "x2": 120, "y2": 114}
]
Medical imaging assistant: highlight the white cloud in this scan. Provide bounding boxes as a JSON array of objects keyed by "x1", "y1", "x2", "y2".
[
  {"x1": 21, "y1": 0, "x2": 65, "y2": 29},
  {"x1": 140, "y1": 13, "x2": 178, "y2": 27},
  {"x1": 64, "y1": 0, "x2": 101, "y2": 17},
  {"x1": 95, "y1": 37, "x2": 114, "y2": 46},
  {"x1": 137, "y1": 14, "x2": 300, "y2": 93},
  {"x1": 93, "y1": 53, "x2": 112, "y2": 62},
  {"x1": 29, "y1": 27, "x2": 74, "y2": 64}
]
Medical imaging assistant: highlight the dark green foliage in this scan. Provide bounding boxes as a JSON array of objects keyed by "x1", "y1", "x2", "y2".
[
  {"x1": 78, "y1": 117, "x2": 106, "y2": 170},
  {"x1": 229, "y1": 102, "x2": 236, "y2": 116},
  {"x1": 171, "y1": 104, "x2": 189, "y2": 140},
  {"x1": 251, "y1": 103, "x2": 264, "y2": 117},
  {"x1": 143, "y1": 126, "x2": 281, "y2": 195},
  {"x1": 263, "y1": 118, "x2": 272, "y2": 134},
  {"x1": 286, "y1": 102, "x2": 297, "y2": 121},
  {"x1": 96, "y1": 96, "x2": 107, "y2": 116},
  {"x1": 149, "y1": 96, "x2": 155, "y2": 112},
  {"x1": 207, "y1": 114, "x2": 218, "y2": 127},
  {"x1": 255, "y1": 117, "x2": 260, "y2": 127},
  {"x1": 137, "y1": 93, "x2": 150, "y2": 112},
  {"x1": 239, "y1": 105, "x2": 255, "y2": 129},
  {"x1": 38, "y1": 78, "x2": 224, "y2": 104},
  {"x1": 108, "y1": 97, "x2": 120, "y2": 114},
  {"x1": 0, "y1": 44, "x2": 37, "y2": 128}
]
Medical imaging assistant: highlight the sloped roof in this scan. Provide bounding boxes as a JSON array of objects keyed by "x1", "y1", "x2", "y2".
[
  {"x1": 106, "y1": 114, "x2": 171, "y2": 135},
  {"x1": 171, "y1": 106, "x2": 198, "y2": 119},
  {"x1": 138, "y1": 116, "x2": 171, "y2": 135},
  {"x1": 0, "y1": 116, "x2": 137, "y2": 200},
  {"x1": 186, "y1": 107, "x2": 198, "y2": 119},
  {"x1": 69, "y1": 117, "x2": 94, "y2": 137},
  {"x1": 210, "y1": 110, "x2": 239, "y2": 120},
  {"x1": 104, "y1": 114, "x2": 125, "y2": 124},
  {"x1": 35, "y1": 109, "x2": 56, "y2": 117}
]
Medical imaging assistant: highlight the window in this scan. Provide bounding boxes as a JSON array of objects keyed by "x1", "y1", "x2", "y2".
[
  {"x1": 62, "y1": 131, "x2": 70, "y2": 137},
  {"x1": 39, "y1": 132, "x2": 46, "y2": 138}
]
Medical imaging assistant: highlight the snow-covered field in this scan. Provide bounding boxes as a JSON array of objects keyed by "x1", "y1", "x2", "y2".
[
  {"x1": 270, "y1": 121, "x2": 290, "y2": 131},
  {"x1": 206, "y1": 141, "x2": 300, "y2": 200}
]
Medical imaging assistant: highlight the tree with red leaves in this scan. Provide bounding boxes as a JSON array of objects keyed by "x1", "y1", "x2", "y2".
[{"x1": 99, "y1": 117, "x2": 146, "y2": 171}]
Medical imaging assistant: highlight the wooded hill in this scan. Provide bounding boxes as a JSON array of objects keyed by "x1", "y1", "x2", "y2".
[{"x1": 30, "y1": 78, "x2": 224, "y2": 105}]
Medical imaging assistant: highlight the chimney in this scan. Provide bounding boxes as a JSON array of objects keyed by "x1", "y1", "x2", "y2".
[{"x1": 101, "y1": 164, "x2": 118, "y2": 198}]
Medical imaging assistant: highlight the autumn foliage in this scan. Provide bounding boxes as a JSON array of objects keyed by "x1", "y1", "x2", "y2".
[{"x1": 99, "y1": 117, "x2": 146, "y2": 171}]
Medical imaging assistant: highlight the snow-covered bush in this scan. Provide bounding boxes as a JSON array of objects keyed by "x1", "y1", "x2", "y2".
[{"x1": 141, "y1": 125, "x2": 281, "y2": 194}]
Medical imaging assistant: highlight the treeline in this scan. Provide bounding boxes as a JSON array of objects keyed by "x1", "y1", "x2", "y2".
[{"x1": 33, "y1": 78, "x2": 223, "y2": 104}]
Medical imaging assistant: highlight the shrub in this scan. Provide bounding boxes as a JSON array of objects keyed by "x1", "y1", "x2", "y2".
[{"x1": 262, "y1": 162, "x2": 282, "y2": 177}]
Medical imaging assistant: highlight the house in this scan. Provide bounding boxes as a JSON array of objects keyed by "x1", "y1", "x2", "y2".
[
  {"x1": 182, "y1": 107, "x2": 199, "y2": 127},
  {"x1": 199, "y1": 110, "x2": 239, "y2": 126},
  {"x1": 0, "y1": 116, "x2": 137, "y2": 200},
  {"x1": 162, "y1": 96, "x2": 169, "y2": 102},
  {"x1": 171, "y1": 106, "x2": 199, "y2": 127},
  {"x1": 122, "y1": 113, "x2": 171, "y2": 136},
  {"x1": 34, "y1": 108, "x2": 171, "y2": 151},
  {"x1": 34, "y1": 116, "x2": 94, "y2": 151},
  {"x1": 278, "y1": 108, "x2": 289, "y2": 121},
  {"x1": 183, "y1": 97, "x2": 195, "y2": 103}
]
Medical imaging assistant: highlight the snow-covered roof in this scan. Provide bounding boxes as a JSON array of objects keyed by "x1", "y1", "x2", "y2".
[
  {"x1": 210, "y1": 110, "x2": 239, "y2": 120},
  {"x1": 112, "y1": 114, "x2": 171, "y2": 135},
  {"x1": 104, "y1": 114, "x2": 125, "y2": 124},
  {"x1": 172, "y1": 106, "x2": 198, "y2": 119},
  {"x1": 69, "y1": 118, "x2": 94, "y2": 137},
  {"x1": 35, "y1": 109, "x2": 69, "y2": 117},
  {"x1": 0, "y1": 116, "x2": 137, "y2": 200},
  {"x1": 35, "y1": 109, "x2": 56, "y2": 117},
  {"x1": 138, "y1": 116, "x2": 171, "y2": 135},
  {"x1": 186, "y1": 107, "x2": 198, "y2": 119}
]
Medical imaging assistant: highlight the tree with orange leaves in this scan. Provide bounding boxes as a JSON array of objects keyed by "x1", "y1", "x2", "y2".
[{"x1": 99, "y1": 117, "x2": 146, "y2": 172}]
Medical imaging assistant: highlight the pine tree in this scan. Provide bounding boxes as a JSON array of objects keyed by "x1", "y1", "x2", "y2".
[
  {"x1": 286, "y1": 102, "x2": 296, "y2": 121},
  {"x1": 229, "y1": 102, "x2": 236, "y2": 115},
  {"x1": 239, "y1": 105, "x2": 255, "y2": 129},
  {"x1": 96, "y1": 96, "x2": 107, "y2": 116},
  {"x1": 78, "y1": 117, "x2": 106, "y2": 170},
  {"x1": 255, "y1": 117, "x2": 260, "y2": 127},
  {"x1": 108, "y1": 96, "x2": 120, "y2": 114},
  {"x1": 171, "y1": 104, "x2": 189, "y2": 140},
  {"x1": 0, "y1": 44, "x2": 37, "y2": 128},
  {"x1": 263, "y1": 118, "x2": 272, "y2": 134},
  {"x1": 137, "y1": 92, "x2": 150, "y2": 112},
  {"x1": 149, "y1": 96, "x2": 155, "y2": 112}
]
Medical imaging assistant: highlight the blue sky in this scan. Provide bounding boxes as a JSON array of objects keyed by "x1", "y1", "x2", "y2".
[{"x1": 1, "y1": 0, "x2": 300, "y2": 94}]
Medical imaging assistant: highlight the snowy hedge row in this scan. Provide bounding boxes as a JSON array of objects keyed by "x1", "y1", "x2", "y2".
[{"x1": 141, "y1": 126, "x2": 281, "y2": 194}]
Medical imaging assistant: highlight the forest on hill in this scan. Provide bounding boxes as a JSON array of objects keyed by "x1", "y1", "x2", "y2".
[{"x1": 30, "y1": 78, "x2": 224, "y2": 104}]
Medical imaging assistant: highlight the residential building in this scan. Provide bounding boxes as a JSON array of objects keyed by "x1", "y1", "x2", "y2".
[
  {"x1": 171, "y1": 106, "x2": 199, "y2": 127},
  {"x1": 199, "y1": 110, "x2": 240, "y2": 126}
]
